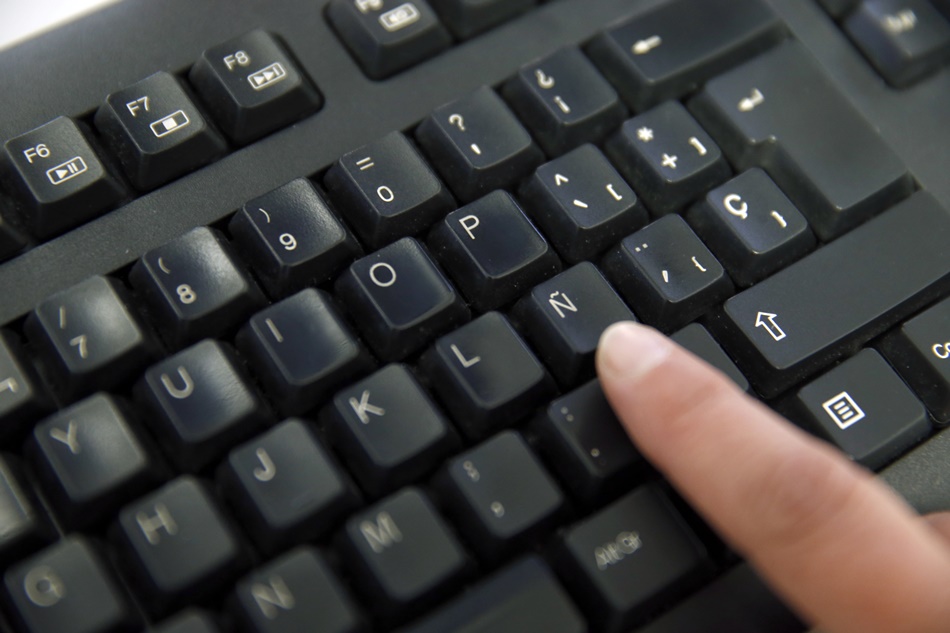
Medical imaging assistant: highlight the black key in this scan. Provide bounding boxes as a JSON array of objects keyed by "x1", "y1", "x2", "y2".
[
  {"x1": 31, "y1": 394, "x2": 162, "y2": 529},
  {"x1": 230, "y1": 178, "x2": 362, "y2": 296},
  {"x1": 420, "y1": 312, "x2": 555, "y2": 438},
  {"x1": 520, "y1": 144, "x2": 646, "y2": 263},
  {"x1": 690, "y1": 41, "x2": 914, "y2": 241},
  {"x1": 503, "y1": 46, "x2": 626, "y2": 155},
  {"x1": 219, "y1": 419, "x2": 359, "y2": 555},
  {"x1": 416, "y1": 87, "x2": 544, "y2": 202},
  {"x1": 325, "y1": 364, "x2": 459, "y2": 496},
  {"x1": 150, "y1": 611, "x2": 221, "y2": 633},
  {"x1": 138, "y1": 340, "x2": 271, "y2": 472},
  {"x1": 0, "y1": 331, "x2": 51, "y2": 442},
  {"x1": 25, "y1": 276, "x2": 157, "y2": 400},
  {"x1": 237, "y1": 289, "x2": 374, "y2": 416},
  {"x1": 0, "y1": 204, "x2": 27, "y2": 262},
  {"x1": 0, "y1": 455, "x2": 55, "y2": 567},
  {"x1": 324, "y1": 131, "x2": 455, "y2": 249},
  {"x1": 1, "y1": 117, "x2": 126, "y2": 237},
  {"x1": 686, "y1": 168, "x2": 814, "y2": 287},
  {"x1": 606, "y1": 102, "x2": 730, "y2": 216},
  {"x1": 339, "y1": 487, "x2": 470, "y2": 623},
  {"x1": 95, "y1": 72, "x2": 225, "y2": 190},
  {"x1": 232, "y1": 547, "x2": 365, "y2": 633},
  {"x1": 428, "y1": 0, "x2": 535, "y2": 39},
  {"x1": 818, "y1": 0, "x2": 860, "y2": 16},
  {"x1": 327, "y1": 0, "x2": 451, "y2": 79},
  {"x1": 513, "y1": 262, "x2": 636, "y2": 386},
  {"x1": 115, "y1": 476, "x2": 247, "y2": 617},
  {"x1": 603, "y1": 215, "x2": 733, "y2": 333},
  {"x1": 428, "y1": 191, "x2": 561, "y2": 311},
  {"x1": 189, "y1": 30, "x2": 322, "y2": 144},
  {"x1": 555, "y1": 485, "x2": 709, "y2": 633},
  {"x1": 714, "y1": 192, "x2": 950, "y2": 398},
  {"x1": 400, "y1": 556, "x2": 586, "y2": 633},
  {"x1": 587, "y1": 0, "x2": 784, "y2": 111},
  {"x1": 335, "y1": 238, "x2": 469, "y2": 360},
  {"x1": 671, "y1": 323, "x2": 750, "y2": 392},
  {"x1": 130, "y1": 227, "x2": 266, "y2": 349}
]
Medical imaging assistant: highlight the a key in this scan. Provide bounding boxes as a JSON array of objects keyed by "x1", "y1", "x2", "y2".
[
  {"x1": 324, "y1": 131, "x2": 455, "y2": 249},
  {"x1": 327, "y1": 0, "x2": 451, "y2": 79},
  {"x1": 115, "y1": 476, "x2": 247, "y2": 617},
  {"x1": 325, "y1": 364, "x2": 459, "y2": 496},
  {"x1": 138, "y1": 340, "x2": 271, "y2": 472},
  {"x1": 95, "y1": 72, "x2": 225, "y2": 190},
  {"x1": 714, "y1": 192, "x2": 950, "y2": 398},
  {"x1": 2, "y1": 117, "x2": 126, "y2": 237},
  {"x1": 686, "y1": 168, "x2": 815, "y2": 287},
  {"x1": 587, "y1": 0, "x2": 784, "y2": 111},
  {"x1": 428, "y1": 0, "x2": 535, "y2": 39},
  {"x1": 335, "y1": 237, "x2": 470, "y2": 360},
  {"x1": 603, "y1": 215, "x2": 733, "y2": 333},
  {"x1": 0, "y1": 204, "x2": 27, "y2": 263},
  {"x1": 219, "y1": 420, "x2": 360, "y2": 555},
  {"x1": 520, "y1": 144, "x2": 646, "y2": 264},
  {"x1": 150, "y1": 611, "x2": 221, "y2": 633},
  {"x1": 671, "y1": 324, "x2": 750, "y2": 392},
  {"x1": 420, "y1": 312, "x2": 555, "y2": 438},
  {"x1": 189, "y1": 30, "x2": 322, "y2": 144},
  {"x1": 690, "y1": 41, "x2": 914, "y2": 240},
  {"x1": 230, "y1": 178, "x2": 362, "y2": 296},
  {"x1": 428, "y1": 191, "x2": 561, "y2": 311},
  {"x1": 416, "y1": 86, "x2": 544, "y2": 202},
  {"x1": 237, "y1": 289, "x2": 374, "y2": 416},
  {"x1": 512, "y1": 262, "x2": 636, "y2": 386},
  {"x1": 0, "y1": 455, "x2": 55, "y2": 567},
  {"x1": 0, "y1": 331, "x2": 51, "y2": 442},
  {"x1": 504, "y1": 46, "x2": 626, "y2": 155}
]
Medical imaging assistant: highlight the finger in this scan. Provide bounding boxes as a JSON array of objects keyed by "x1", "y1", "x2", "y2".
[
  {"x1": 924, "y1": 511, "x2": 950, "y2": 542},
  {"x1": 596, "y1": 322, "x2": 950, "y2": 633}
]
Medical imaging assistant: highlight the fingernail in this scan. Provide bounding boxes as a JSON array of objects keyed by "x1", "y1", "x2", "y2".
[{"x1": 598, "y1": 322, "x2": 671, "y2": 382}]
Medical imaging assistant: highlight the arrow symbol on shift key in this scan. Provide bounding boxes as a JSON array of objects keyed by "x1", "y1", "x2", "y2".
[{"x1": 755, "y1": 311, "x2": 787, "y2": 342}]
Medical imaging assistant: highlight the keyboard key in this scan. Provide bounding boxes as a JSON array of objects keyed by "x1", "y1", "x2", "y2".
[
  {"x1": 671, "y1": 323, "x2": 750, "y2": 392},
  {"x1": 818, "y1": 0, "x2": 860, "y2": 15},
  {"x1": 1, "y1": 116, "x2": 126, "y2": 237},
  {"x1": 0, "y1": 204, "x2": 27, "y2": 263},
  {"x1": 335, "y1": 237, "x2": 469, "y2": 360},
  {"x1": 428, "y1": 0, "x2": 535, "y2": 39},
  {"x1": 95, "y1": 71, "x2": 225, "y2": 190},
  {"x1": 691, "y1": 41, "x2": 914, "y2": 240},
  {"x1": 190, "y1": 30, "x2": 322, "y2": 144},
  {"x1": 150, "y1": 610, "x2": 221, "y2": 633},
  {"x1": 0, "y1": 455, "x2": 55, "y2": 567},
  {"x1": 416, "y1": 86, "x2": 544, "y2": 202},
  {"x1": 0, "y1": 331, "x2": 51, "y2": 442},
  {"x1": 324, "y1": 131, "x2": 455, "y2": 249},
  {"x1": 503, "y1": 46, "x2": 626, "y2": 155},
  {"x1": 428, "y1": 191, "x2": 561, "y2": 311},
  {"x1": 327, "y1": 0, "x2": 451, "y2": 79}
]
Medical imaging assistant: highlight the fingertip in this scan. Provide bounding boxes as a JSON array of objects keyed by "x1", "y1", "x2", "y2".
[{"x1": 596, "y1": 321, "x2": 673, "y2": 384}]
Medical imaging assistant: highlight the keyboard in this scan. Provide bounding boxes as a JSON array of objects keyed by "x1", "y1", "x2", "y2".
[{"x1": 1, "y1": 0, "x2": 950, "y2": 631}]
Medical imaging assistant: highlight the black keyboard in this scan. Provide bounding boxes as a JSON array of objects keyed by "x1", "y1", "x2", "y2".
[{"x1": 1, "y1": 0, "x2": 950, "y2": 631}]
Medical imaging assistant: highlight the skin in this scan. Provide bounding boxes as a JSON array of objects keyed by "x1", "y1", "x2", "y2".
[{"x1": 595, "y1": 321, "x2": 950, "y2": 633}]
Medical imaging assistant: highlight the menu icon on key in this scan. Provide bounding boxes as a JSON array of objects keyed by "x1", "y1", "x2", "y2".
[{"x1": 822, "y1": 391, "x2": 866, "y2": 429}]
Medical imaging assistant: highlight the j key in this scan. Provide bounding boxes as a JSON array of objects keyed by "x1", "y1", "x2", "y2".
[
  {"x1": 587, "y1": 0, "x2": 784, "y2": 111},
  {"x1": 32, "y1": 394, "x2": 162, "y2": 529},
  {"x1": 340, "y1": 487, "x2": 470, "y2": 623},
  {"x1": 671, "y1": 324, "x2": 750, "y2": 392},
  {"x1": 0, "y1": 455, "x2": 55, "y2": 567},
  {"x1": 555, "y1": 485, "x2": 709, "y2": 633},
  {"x1": 603, "y1": 215, "x2": 733, "y2": 333},
  {"x1": 5, "y1": 537, "x2": 138, "y2": 633},
  {"x1": 233, "y1": 548, "x2": 365, "y2": 633},
  {"x1": 230, "y1": 178, "x2": 362, "y2": 296},
  {"x1": 130, "y1": 227, "x2": 265, "y2": 349},
  {"x1": 115, "y1": 476, "x2": 247, "y2": 617},
  {"x1": 325, "y1": 131, "x2": 455, "y2": 249},
  {"x1": 690, "y1": 41, "x2": 913, "y2": 241},
  {"x1": 150, "y1": 611, "x2": 221, "y2": 633},
  {"x1": 2, "y1": 117, "x2": 125, "y2": 237},
  {"x1": 687, "y1": 168, "x2": 814, "y2": 287},
  {"x1": 190, "y1": 30, "x2": 322, "y2": 144},
  {"x1": 607, "y1": 102, "x2": 730, "y2": 216},
  {"x1": 428, "y1": 191, "x2": 561, "y2": 311},
  {"x1": 335, "y1": 238, "x2": 469, "y2": 360},
  {"x1": 784, "y1": 349, "x2": 930, "y2": 470},
  {"x1": 716, "y1": 192, "x2": 950, "y2": 398},
  {"x1": 95, "y1": 72, "x2": 225, "y2": 190},
  {"x1": 138, "y1": 340, "x2": 271, "y2": 472},
  {"x1": 420, "y1": 312, "x2": 555, "y2": 438},
  {"x1": 325, "y1": 364, "x2": 459, "y2": 496},
  {"x1": 416, "y1": 87, "x2": 544, "y2": 202},
  {"x1": 219, "y1": 420, "x2": 359, "y2": 555},
  {"x1": 327, "y1": 0, "x2": 451, "y2": 79},
  {"x1": 428, "y1": 0, "x2": 535, "y2": 39},
  {"x1": 0, "y1": 204, "x2": 27, "y2": 262},
  {"x1": 0, "y1": 331, "x2": 51, "y2": 442},
  {"x1": 520, "y1": 144, "x2": 646, "y2": 264},
  {"x1": 504, "y1": 46, "x2": 626, "y2": 155},
  {"x1": 513, "y1": 262, "x2": 636, "y2": 386},
  {"x1": 25, "y1": 276, "x2": 157, "y2": 400},
  {"x1": 237, "y1": 289, "x2": 373, "y2": 416}
]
